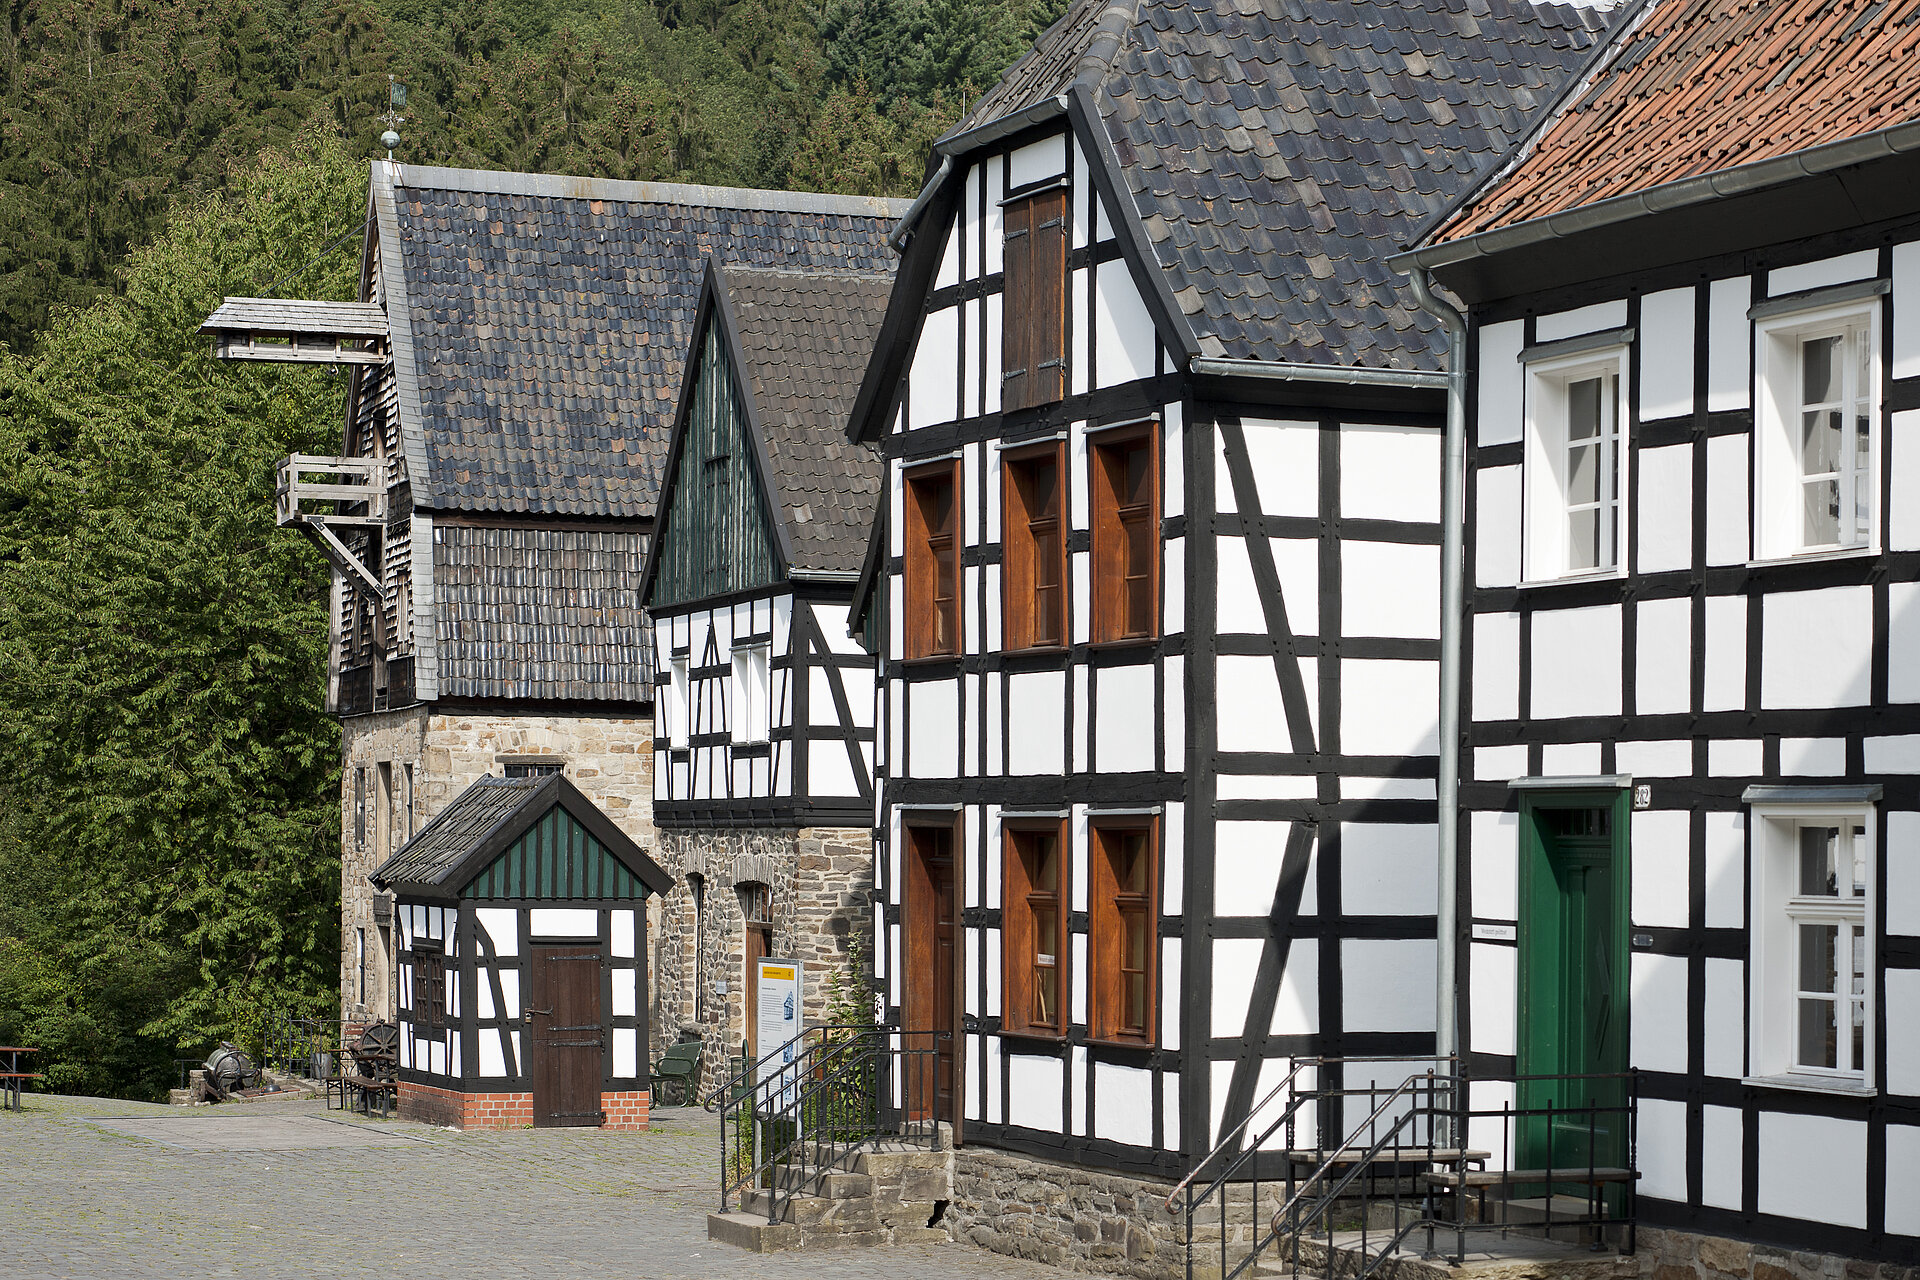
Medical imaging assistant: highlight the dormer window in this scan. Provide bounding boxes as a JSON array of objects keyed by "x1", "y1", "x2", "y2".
[{"x1": 1001, "y1": 186, "x2": 1068, "y2": 413}]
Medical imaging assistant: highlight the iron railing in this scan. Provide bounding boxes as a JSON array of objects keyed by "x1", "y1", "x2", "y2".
[
  {"x1": 702, "y1": 1025, "x2": 948, "y2": 1225},
  {"x1": 262, "y1": 1012, "x2": 337, "y2": 1079},
  {"x1": 1172, "y1": 1059, "x2": 1639, "y2": 1280}
]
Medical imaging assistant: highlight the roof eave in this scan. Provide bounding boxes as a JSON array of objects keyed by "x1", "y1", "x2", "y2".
[{"x1": 1394, "y1": 120, "x2": 1920, "y2": 278}]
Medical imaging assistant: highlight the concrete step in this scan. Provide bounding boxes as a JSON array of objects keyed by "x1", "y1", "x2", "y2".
[
  {"x1": 773, "y1": 1164, "x2": 873, "y2": 1198},
  {"x1": 1267, "y1": 1228, "x2": 1636, "y2": 1280},
  {"x1": 706, "y1": 1212, "x2": 801, "y2": 1254}
]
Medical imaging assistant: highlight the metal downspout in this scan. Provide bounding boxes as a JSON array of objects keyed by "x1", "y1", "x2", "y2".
[{"x1": 1406, "y1": 267, "x2": 1468, "y2": 1079}]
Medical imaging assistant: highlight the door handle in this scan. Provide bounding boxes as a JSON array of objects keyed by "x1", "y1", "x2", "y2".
[{"x1": 525, "y1": 1007, "x2": 552, "y2": 1020}]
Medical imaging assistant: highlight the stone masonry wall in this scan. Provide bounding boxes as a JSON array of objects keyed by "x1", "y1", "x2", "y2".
[
  {"x1": 649, "y1": 825, "x2": 872, "y2": 1094},
  {"x1": 1637, "y1": 1226, "x2": 1917, "y2": 1280},
  {"x1": 338, "y1": 706, "x2": 656, "y2": 1027},
  {"x1": 947, "y1": 1147, "x2": 1188, "y2": 1280}
]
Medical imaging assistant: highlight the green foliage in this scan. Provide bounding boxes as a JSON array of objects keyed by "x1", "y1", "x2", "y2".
[{"x1": 0, "y1": 125, "x2": 359, "y2": 1098}]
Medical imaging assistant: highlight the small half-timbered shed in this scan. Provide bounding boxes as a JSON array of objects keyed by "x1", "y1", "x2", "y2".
[
  {"x1": 641, "y1": 260, "x2": 893, "y2": 1081},
  {"x1": 205, "y1": 163, "x2": 906, "y2": 1038},
  {"x1": 371, "y1": 773, "x2": 671, "y2": 1129},
  {"x1": 1396, "y1": 0, "x2": 1920, "y2": 1268},
  {"x1": 844, "y1": 0, "x2": 1612, "y2": 1223}
]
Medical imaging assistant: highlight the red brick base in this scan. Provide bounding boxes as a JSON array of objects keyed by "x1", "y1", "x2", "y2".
[{"x1": 398, "y1": 1080, "x2": 650, "y2": 1131}]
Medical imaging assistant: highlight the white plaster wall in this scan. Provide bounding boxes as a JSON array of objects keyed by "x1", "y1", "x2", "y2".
[
  {"x1": 1638, "y1": 287, "x2": 1695, "y2": 421},
  {"x1": 1529, "y1": 604, "x2": 1622, "y2": 719},
  {"x1": 1761, "y1": 585, "x2": 1872, "y2": 709}
]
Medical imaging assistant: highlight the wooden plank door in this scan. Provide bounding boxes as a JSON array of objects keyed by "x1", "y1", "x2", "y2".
[
  {"x1": 1517, "y1": 795, "x2": 1629, "y2": 1180},
  {"x1": 745, "y1": 922, "x2": 770, "y2": 1061},
  {"x1": 903, "y1": 822, "x2": 959, "y2": 1132},
  {"x1": 529, "y1": 944, "x2": 604, "y2": 1128}
]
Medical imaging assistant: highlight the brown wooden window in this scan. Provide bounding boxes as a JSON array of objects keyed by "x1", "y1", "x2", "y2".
[
  {"x1": 905, "y1": 461, "x2": 961, "y2": 659},
  {"x1": 1091, "y1": 427, "x2": 1159, "y2": 643},
  {"x1": 1090, "y1": 819, "x2": 1157, "y2": 1044},
  {"x1": 1002, "y1": 820, "x2": 1067, "y2": 1037},
  {"x1": 1002, "y1": 443, "x2": 1066, "y2": 650},
  {"x1": 1002, "y1": 186, "x2": 1069, "y2": 413},
  {"x1": 413, "y1": 945, "x2": 446, "y2": 1030}
]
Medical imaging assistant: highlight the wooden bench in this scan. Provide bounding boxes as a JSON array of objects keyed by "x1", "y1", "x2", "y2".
[
  {"x1": 651, "y1": 1039, "x2": 702, "y2": 1106},
  {"x1": 0, "y1": 1072, "x2": 46, "y2": 1113},
  {"x1": 348, "y1": 1078, "x2": 398, "y2": 1119},
  {"x1": 1422, "y1": 1167, "x2": 1637, "y2": 1189}
]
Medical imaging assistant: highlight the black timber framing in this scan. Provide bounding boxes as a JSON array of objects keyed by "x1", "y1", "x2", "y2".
[{"x1": 1452, "y1": 210, "x2": 1920, "y2": 1261}]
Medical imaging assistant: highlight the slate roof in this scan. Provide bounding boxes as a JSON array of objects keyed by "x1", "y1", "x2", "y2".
[
  {"x1": 1433, "y1": 0, "x2": 1920, "y2": 241},
  {"x1": 369, "y1": 773, "x2": 671, "y2": 898},
  {"x1": 371, "y1": 776, "x2": 545, "y2": 891},
  {"x1": 725, "y1": 266, "x2": 892, "y2": 574},
  {"x1": 201, "y1": 298, "x2": 388, "y2": 337},
  {"x1": 948, "y1": 0, "x2": 1615, "y2": 369},
  {"x1": 376, "y1": 166, "x2": 909, "y2": 518},
  {"x1": 433, "y1": 525, "x2": 654, "y2": 702}
]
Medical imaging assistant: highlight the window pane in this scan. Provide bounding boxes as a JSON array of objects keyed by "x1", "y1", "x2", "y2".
[
  {"x1": 1803, "y1": 408, "x2": 1842, "y2": 474},
  {"x1": 1032, "y1": 905, "x2": 1058, "y2": 1026},
  {"x1": 1800, "y1": 922, "x2": 1838, "y2": 994},
  {"x1": 1851, "y1": 925, "x2": 1868, "y2": 1072},
  {"x1": 1116, "y1": 831, "x2": 1148, "y2": 893},
  {"x1": 1803, "y1": 478, "x2": 1841, "y2": 546},
  {"x1": 917, "y1": 477, "x2": 953, "y2": 534},
  {"x1": 1568, "y1": 377, "x2": 1602, "y2": 440},
  {"x1": 1804, "y1": 334, "x2": 1839, "y2": 405},
  {"x1": 1798, "y1": 996, "x2": 1838, "y2": 1069},
  {"x1": 1798, "y1": 826, "x2": 1844, "y2": 896},
  {"x1": 1567, "y1": 439, "x2": 1599, "y2": 504},
  {"x1": 1569, "y1": 507, "x2": 1600, "y2": 570},
  {"x1": 1126, "y1": 970, "x2": 1147, "y2": 1035},
  {"x1": 1032, "y1": 833, "x2": 1059, "y2": 892},
  {"x1": 1124, "y1": 443, "x2": 1151, "y2": 507}
]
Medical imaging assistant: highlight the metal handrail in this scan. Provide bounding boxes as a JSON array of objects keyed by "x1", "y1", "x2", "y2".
[
  {"x1": 699, "y1": 1023, "x2": 874, "y2": 1112},
  {"x1": 1266, "y1": 1070, "x2": 1437, "y2": 1239},
  {"x1": 1163, "y1": 1057, "x2": 1313, "y2": 1210}
]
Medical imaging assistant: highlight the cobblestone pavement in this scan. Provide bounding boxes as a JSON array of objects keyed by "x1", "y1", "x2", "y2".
[{"x1": 0, "y1": 1094, "x2": 1061, "y2": 1279}]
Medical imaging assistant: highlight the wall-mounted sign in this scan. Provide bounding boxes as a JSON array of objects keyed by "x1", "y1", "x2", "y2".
[
  {"x1": 1470, "y1": 922, "x2": 1517, "y2": 942},
  {"x1": 755, "y1": 959, "x2": 804, "y2": 1111}
]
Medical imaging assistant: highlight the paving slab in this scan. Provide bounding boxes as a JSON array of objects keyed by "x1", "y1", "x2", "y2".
[{"x1": 0, "y1": 1096, "x2": 1062, "y2": 1280}]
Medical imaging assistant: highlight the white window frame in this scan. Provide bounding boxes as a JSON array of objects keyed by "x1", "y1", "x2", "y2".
[
  {"x1": 1746, "y1": 799, "x2": 1877, "y2": 1093},
  {"x1": 731, "y1": 643, "x2": 771, "y2": 745},
  {"x1": 1753, "y1": 301, "x2": 1881, "y2": 562},
  {"x1": 667, "y1": 655, "x2": 691, "y2": 749},
  {"x1": 1522, "y1": 347, "x2": 1628, "y2": 583}
]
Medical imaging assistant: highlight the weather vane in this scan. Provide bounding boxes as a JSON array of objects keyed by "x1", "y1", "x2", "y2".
[{"x1": 380, "y1": 75, "x2": 407, "y2": 158}]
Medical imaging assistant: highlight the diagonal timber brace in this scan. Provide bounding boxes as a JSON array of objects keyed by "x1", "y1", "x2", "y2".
[{"x1": 298, "y1": 518, "x2": 384, "y2": 597}]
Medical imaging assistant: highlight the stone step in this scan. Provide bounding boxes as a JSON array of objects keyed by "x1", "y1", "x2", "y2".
[
  {"x1": 1267, "y1": 1228, "x2": 1636, "y2": 1280},
  {"x1": 739, "y1": 1187, "x2": 880, "y2": 1232},
  {"x1": 773, "y1": 1164, "x2": 874, "y2": 1199},
  {"x1": 706, "y1": 1212, "x2": 801, "y2": 1254}
]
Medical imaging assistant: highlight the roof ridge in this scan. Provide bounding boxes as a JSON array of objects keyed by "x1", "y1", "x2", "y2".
[
  {"x1": 390, "y1": 163, "x2": 913, "y2": 218},
  {"x1": 1072, "y1": 0, "x2": 1150, "y2": 94}
]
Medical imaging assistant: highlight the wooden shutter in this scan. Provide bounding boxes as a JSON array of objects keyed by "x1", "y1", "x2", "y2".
[{"x1": 1002, "y1": 187, "x2": 1068, "y2": 413}]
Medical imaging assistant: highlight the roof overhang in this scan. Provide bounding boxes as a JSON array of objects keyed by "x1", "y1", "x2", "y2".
[
  {"x1": 1392, "y1": 120, "x2": 1920, "y2": 305},
  {"x1": 200, "y1": 297, "x2": 388, "y2": 365}
]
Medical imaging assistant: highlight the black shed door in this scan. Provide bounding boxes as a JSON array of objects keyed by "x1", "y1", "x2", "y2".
[{"x1": 529, "y1": 944, "x2": 603, "y2": 1127}]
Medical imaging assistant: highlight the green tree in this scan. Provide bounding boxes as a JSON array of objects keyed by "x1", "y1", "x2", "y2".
[{"x1": 0, "y1": 123, "x2": 360, "y2": 1095}]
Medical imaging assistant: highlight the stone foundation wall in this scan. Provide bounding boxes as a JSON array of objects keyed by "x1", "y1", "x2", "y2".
[
  {"x1": 337, "y1": 706, "x2": 656, "y2": 1027},
  {"x1": 1637, "y1": 1226, "x2": 1916, "y2": 1280},
  {"x1": 650, "y1": 825, "x2": 873, "y2": 1093},
  {"x1": 397, "y1": 1081, "x2": 650, "y2": 1131},
  {"x1": 947, "y1": 1147, "x2": 1188, "y2": 1279}
]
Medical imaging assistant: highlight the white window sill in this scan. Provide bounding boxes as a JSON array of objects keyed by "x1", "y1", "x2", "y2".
[
  {"x1": 1746, "y1": 545, "x2": 1877, "y2": 569},
  {"x1": 1517, "y1": 568, "x2": 1625, "y2": 590},
  {"x1": 1741, "y1": 1072, "x2": 1876, "y2": 1098}
]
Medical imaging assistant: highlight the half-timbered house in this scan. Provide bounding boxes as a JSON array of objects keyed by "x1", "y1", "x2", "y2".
[
  {"x1": 842, "y1": 0, "x2": 1611, "y2": 1257},
  {"x1": 205, "y1": 164, "x2": 904, "y2": 1036},
  {"x1": 640, "y1": 260, "x2": 894, "y2": 1081},
  {"x1": 1394, "y1": 0, "x2": 1920, "y2": 1268},
  {"x1": 370, "y1": 772, "x2": 672, "y2": 1128}
]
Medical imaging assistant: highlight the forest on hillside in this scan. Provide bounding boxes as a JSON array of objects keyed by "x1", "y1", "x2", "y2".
[{"x1": 0, "y1": 0, "x2": 1059, "y2": 1099}]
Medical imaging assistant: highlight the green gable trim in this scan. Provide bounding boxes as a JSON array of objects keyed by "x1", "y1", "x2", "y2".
[
  {"x1": 462, "y1": 803, "x2": 646, "y2": 901},
  {"x1": 648, "y1": 318, "x2": 781, "y2": 609}
]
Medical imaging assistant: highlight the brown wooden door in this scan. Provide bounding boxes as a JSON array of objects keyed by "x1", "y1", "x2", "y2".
[
  {"x1": 903, "y1": 823, "x2": 959, "y2": 1130},
  {"x1": 744, "y1": 923, "x2": 771, "y2": 1060},
  {"x1": 529, "y1": 944, "x2": 604, "y2": 1127}
]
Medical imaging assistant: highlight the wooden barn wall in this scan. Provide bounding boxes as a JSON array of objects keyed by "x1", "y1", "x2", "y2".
[
  {"x1": 649, "y1": 324, "x2": 780, "y2": 609},
  {"x1": 1462, "y1": 223, "x2": 1920, "y2": 1259}
]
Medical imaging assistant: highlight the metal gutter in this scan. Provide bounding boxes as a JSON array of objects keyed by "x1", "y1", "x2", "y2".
[
  {"x1": 1403, "y1": 267, "x2": 1468, "y2": 1083},
  {"x1": 1189, "y1": 357, "x2": 1447, "y2": 389},
  {"x1": 790, "y1": 568, "x2": 861, "y2": 583},
  {"x1": 1393, "y1": 119, "x2": 1920, "y2": 274}
]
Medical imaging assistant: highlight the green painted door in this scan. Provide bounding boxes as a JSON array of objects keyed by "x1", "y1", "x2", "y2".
[{"x1": 1516, "y1": 791, "x2": 1629, "y2": 1181}]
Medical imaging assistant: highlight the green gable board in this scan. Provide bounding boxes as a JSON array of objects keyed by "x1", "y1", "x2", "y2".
[
  {"x1": 648, "y1": 321, "x2": 780, "y2": 608},
  {"x1": 462, "y1": 803, "x2": 646, "y2": 901}
]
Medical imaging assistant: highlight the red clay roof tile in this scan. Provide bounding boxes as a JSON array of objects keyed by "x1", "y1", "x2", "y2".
[{"x1": 1435, "y1": 0, "x2": 1920, "y2": 241}]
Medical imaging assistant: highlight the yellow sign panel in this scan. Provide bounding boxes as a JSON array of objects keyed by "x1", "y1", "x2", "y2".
[{"x1": 762, "y1": 965, "x2": 796, "y2": 981}]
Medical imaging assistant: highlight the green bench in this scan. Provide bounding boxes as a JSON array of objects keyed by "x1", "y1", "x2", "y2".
[{"x1": 652, "y1": 1038, "x2": 702, "y2": 1106}]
